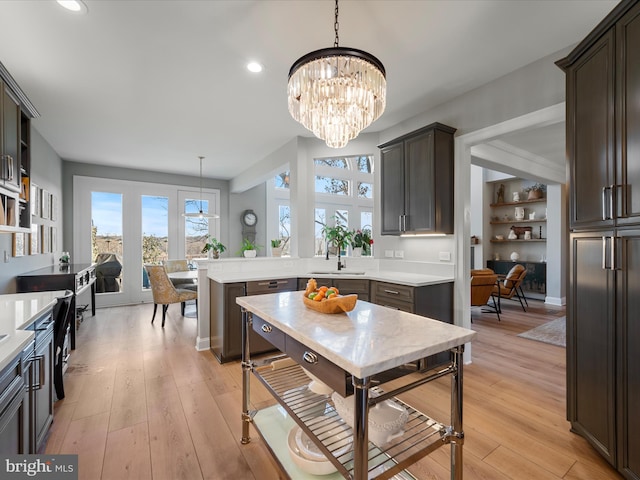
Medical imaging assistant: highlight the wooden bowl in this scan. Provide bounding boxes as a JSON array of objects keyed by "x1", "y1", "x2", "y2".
[{"x1": 302, "y1": 294, "x2": 358, "y2": 314}]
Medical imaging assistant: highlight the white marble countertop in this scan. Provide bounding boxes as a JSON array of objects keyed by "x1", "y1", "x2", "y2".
[
  {"x1": 207, "y1": 259, "x2": 453, "y2": 287},
  {"x1": 236, "y1": 291, "x2": 476, "y2": 378},
  {"x1": 0, "y1": 291, "x2": 65, "y2": 371}
]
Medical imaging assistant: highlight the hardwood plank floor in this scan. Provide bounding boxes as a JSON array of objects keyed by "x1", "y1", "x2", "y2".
[{"x1": 45, "y1": 299, "x2": 622, "y2": 479}]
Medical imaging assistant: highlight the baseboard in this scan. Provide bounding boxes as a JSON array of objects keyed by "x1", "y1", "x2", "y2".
[
  {"x1": 195, "y1": 336, "x2": 210, "y2": 351},
  {"x1": 545, "y1": 296, "x2": 566, "y2": 306}
]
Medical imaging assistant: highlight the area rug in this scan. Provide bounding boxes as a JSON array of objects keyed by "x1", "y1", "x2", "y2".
[{"x1": 517, "y1": 317, "x2": 566, "y2": 347}]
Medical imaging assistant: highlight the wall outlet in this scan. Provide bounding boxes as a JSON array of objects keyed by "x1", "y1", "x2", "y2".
[
  {"x1": 385, "y1": 250, "x2": 394, "y2": 258},
  {"x1": 439, "y1": 251, "x2": 451, "y2": 261},
  {"x1": 394, "y1": 250, "x2": 404, "y2": 258}
]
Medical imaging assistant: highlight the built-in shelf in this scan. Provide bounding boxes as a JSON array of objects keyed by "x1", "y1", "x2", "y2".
[
  {"x1": 490, "y1": 239, "x2": 546, "y2": 243},
  {"x1": 490, "y1": 219, "x2": 547, "y2": 225},
  {"x1": 490, "y1": 198, "x2": 546, "y2": 207}
]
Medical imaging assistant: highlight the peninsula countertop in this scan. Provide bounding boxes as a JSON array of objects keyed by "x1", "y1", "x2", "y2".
[
  {"x1": 206, "y1": 258, "x2": 454, "y2": 287},
  {"x1": 0, "y1": 291, "x2": 65, "y2": 371},
  {"x1": 236, "y1": 291, "x2": 475, "y2": 379}
]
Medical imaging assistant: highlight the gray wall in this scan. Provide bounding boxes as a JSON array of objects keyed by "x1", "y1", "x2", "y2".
[
  {"x1": 0, "y1": 128, "x2": 63, "y2": 293},
  {"x1": 229, "y1": 183, "x2": 266, "y2": 256}
]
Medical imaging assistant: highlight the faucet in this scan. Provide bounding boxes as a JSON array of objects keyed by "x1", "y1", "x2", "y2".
[{"x1": 337, "y1": 252, "x2": 346, "y2": 271}]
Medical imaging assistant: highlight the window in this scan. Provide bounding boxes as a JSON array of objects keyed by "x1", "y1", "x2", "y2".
[{"x1": 314, "y1": 154, "x2": 374, "y2": 256}]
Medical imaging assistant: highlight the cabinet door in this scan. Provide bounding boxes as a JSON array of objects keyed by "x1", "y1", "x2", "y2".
[
  {"x1": 405, "y1": 131, "x2": 435, "y2": 233},
  {"x1": 33, "y1": 332, "x2": 53, "y2": 452},
  {"x1": 332, "y1": 279, "x2": 369, "y2": 302},
  {"x1": 616, "y1": 3, "x2": 640, "y2": 227},
  {"x1": 566, "y1": 30, "x2": 615, "y2": 229},
  {"x1": 616, "y1": 229, "x2": 640, "y2": 477},
  {"x1": 1, "y1": 82, "x2": 21, "y2": 193},
  {"x1": 380, "y1": 142, "x2": 405, "y2": 235},
  {"x1": 568, "y1": 232, "x2": 616, "y2": 465}
]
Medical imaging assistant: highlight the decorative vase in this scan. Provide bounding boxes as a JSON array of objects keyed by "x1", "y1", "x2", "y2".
[
  {"x1": 514, "y1": 207, "x2": 525, "y2": 220},
  {"x1": 508, "y1": 230, "x2": 518, "y2": 240},
  {"x1": 510, "y1": 251, "x2": 520, "y2": 261},
  {"x1": 352, "y1": 247, "x2": 362, "y2": 257},
  {"x1": 512, "y1": 192, "x2": 520, "y2": 202},
  {"x1": 271, "y1": 247, "x2": 283, "y2": 257},
  {"x1": 243, "y1": 250, "x2": 257, "y2": 258}
]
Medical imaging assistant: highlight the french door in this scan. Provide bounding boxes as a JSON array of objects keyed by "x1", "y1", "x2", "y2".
[{"x1": 73, "y1": 176, "x2": 220, "y2": 307}]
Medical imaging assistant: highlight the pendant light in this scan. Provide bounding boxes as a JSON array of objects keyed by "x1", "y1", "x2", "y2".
[
  {"x1": 182, "y1": 156, "x2": 219, "y2": 219},
  {"x1": 287, "y1": 0, "x2": 386, "y2": 149}
]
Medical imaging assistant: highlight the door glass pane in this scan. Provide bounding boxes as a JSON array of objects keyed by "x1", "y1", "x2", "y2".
[
  {"x1": 335, "y1": 209, "x2": 349, "y2": 256},
  {"x1": 142, "y1": 195, "x2": 168, "y2": 290},
  {"x1": 185, "y1": 197, "x2": 210, "y2": 261},
  {"x1": 361, "y1": 211, "x2": 373, "y2": 256},
  {"x1": 92, "y1": 192, "x2": 123, "y2": 294}
]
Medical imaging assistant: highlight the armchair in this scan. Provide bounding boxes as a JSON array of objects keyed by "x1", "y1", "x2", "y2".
[
  {"x1": 144, "y1": 264, "x2": 198, "y2": 327},
  {"x1": 492, "y1": 264, "x2": 528, "y2": 312},
  {"x1": 471, "y1": 269, "x2": 500, "y2": 321}
]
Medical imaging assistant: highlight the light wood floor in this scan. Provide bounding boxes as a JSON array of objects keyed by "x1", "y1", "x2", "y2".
[{"x1": 44, "y1": 299, "x2": 622, "y2": 480}]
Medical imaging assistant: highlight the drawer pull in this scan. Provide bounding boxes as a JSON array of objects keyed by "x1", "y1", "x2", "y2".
[
  {"x1": 384, "y1": 289, "x2": 400, "y2": 295},
  {"x1": 302, "y1": 351, "x2": 318, "y2": 364},
  {"x1": 261, "y1": 324, "x2": 272, "y2": 333}
]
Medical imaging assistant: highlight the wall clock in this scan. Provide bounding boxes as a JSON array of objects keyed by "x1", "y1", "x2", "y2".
[{"x1": 241, "y1": 209, "x2": 257, "y2": 243}]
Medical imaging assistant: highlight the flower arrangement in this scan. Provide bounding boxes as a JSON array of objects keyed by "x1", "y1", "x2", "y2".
[
  {"x1": 524, "y1": 182, "x2": 546, "y2": 200},
  {"x1": 351, "y1": 228, "x2": 373, "y2": 255},
  {"x1": 201, "y1": 237, "x2": 226, "y2": 258}
]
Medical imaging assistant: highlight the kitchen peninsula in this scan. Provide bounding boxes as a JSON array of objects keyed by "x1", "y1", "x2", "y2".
[{"x1": 237, "y1": 291, "x2": 476, "y2": 479}]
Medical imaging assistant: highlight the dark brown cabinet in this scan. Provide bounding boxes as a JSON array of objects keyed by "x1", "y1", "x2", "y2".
[
  {"x1": 210, "y1": 278, "x2": 297, "y2": 363},
  {"x1": 0, "y1": 352, "x2": 29, "y2": 454},
  {"x1": 559, "y1": 1, "x2": 640, "y2": 477},
  {"x1": 378, "y1": 123, "x2": 455, "y2": 235}
]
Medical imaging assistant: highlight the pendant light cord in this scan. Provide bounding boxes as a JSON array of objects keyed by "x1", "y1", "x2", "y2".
[
  {"x1": 334, "y1": 0, "x2": 339, "y2": 47},
  {"x1": 198, "y1": 156, "x2": 204, "y2": 212}
]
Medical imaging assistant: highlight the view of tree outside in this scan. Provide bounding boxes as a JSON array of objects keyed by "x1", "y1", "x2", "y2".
[
  {"x1": 275, "y1": 171, "x2": 290, "y2": 189},
  {"x1": 184, "y1": 198, "x2": 212, "y2": 260},
  {"x1": 313, "y1": 155, "x2": 374, "y2": 256},
  {"x1": 278, "y1": 205, "x2": 291, "y2": 256}
]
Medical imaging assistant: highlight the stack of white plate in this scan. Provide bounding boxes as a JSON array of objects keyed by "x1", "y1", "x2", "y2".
[{"x1": 286, "y1": 423, "x2": 352, "y2": 476}]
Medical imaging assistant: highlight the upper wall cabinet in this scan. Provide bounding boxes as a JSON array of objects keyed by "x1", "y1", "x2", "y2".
[
  {"x1": 558, "y1": 0, "x2": 640, "y2": 229},
  {"x1": 378, "y1": 122, "x2": 456, "y2": 235},
  {"x1": 0, "y1": 62, "x2": 38, "y2": 233}
]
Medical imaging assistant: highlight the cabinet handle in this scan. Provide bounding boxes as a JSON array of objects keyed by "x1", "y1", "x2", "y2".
[
  {"x1": 31, "y1": 355, "x2": 45, "y2": 390},
  {"x1": 403, "y1": 215, "x2": 407, "y2": 231},
  {"x1": 261, "y1": 324, "x2": 272, "y2": 333},
  {"x1": 399, "y1": 215, "x2": 403, "y2": 232},
  {"x1": 302, "y1": 351, "x2": 318, "y2": 364},
  {"x1": 384, "y1": 289, "x2": 400, "y2": 295},
  {"x1": 8, "y1": 156, "x2": 14, "y2": 181},
  {"x1": 0, "y1": 155, "x2": 6, "y2": 180},
  {"x1": 609, "y1": 184, "x2": 615, "y2": 220},
  {"x1": 602, "y1": 186, "x2": 610, "y2": 220},
  {"x1": 611, "y1": 236, "x2": 618, "y2": 271}
]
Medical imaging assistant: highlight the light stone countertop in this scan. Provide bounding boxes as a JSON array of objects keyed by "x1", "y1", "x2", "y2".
[
  {"x1": 0, "y1": 291, "x2": 65, "y2": 371},
  {"x1": 207, "y1": 263, "x2": 453, "y2": 287},
  {"x1": 236, "y1": 291, "x2": 476, "y2": 379}
]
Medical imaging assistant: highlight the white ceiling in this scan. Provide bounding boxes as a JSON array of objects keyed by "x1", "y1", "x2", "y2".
[{"x1": 0, "y1": 0, "x2": 617, "y2": 180}]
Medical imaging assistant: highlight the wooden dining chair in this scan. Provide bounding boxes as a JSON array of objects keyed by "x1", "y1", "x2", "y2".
[{"x1": 144, "y1": 264, "x2": 198, "y2": 327}]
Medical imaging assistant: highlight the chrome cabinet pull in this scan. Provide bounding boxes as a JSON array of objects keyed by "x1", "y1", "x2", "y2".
[
  {"x1": 261, "y1": 324, "x2": 272, "y2": 333},
  {"x1": 302, "y1": 351, "x2": 318, "y2": 364},
  {"x1": 602, "y1": 236, "x2": 607, "y2": 270},
  {"x1": 398, "y1": 215, "x2": 403, "y2": 232},
  {"x1": 609, "y1": 184, "x2": 615, "y2": 220},
  {"x1": 602, "y1": 186, "x2": 611, "y2": 220},
  {"x1": 31, "y1": 355, "x2": 45, "y2": 390},
  {"x1": 384, "y1": 289, "x2": 400, "y2": 295}
]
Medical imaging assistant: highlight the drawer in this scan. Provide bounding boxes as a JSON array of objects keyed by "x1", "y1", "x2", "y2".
[
  {"x1": 252, "y1": 318, "x2": 286, "y2": 352},
  {"x1": 332, "y1": 278, "x2": 369, "y2": 296},
  {"x1": 285, "y1": 336, "x2": 352, "y2": 397},
  {"x1": 373, "y1": 296, "x2": 414, "y2": 313},
  {"x1": 246, "y1": 278, "x2": 297, "y2": 295},
  {"x1": 372, "y1": 281, "x2": 414, "y2": 303}
]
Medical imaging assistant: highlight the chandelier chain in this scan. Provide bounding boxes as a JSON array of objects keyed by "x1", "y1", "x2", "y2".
[{"x1": 334, "y1": 0, "x2": 339, "y2": 47}]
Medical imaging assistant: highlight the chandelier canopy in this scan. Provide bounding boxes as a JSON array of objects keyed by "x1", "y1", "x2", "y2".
[
  {"x1": 287, "y1": 0, "x2": 386, "y2": 149},
  {"x1": 183, "y1": 156, "x2": 219, "y2": 219}
]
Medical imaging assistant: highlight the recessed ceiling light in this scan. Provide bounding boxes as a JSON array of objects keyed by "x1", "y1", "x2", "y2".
[
  {"x1": 247, "y1": 62, "x2": 263, "y2": 73},
  {"x1": 56, "y1": 0, "x2": 88, "y2": 14}
]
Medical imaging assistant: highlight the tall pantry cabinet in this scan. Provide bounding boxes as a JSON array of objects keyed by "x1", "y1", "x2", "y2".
[{"x1": 557, "y1": 1, "x2": 640, "y2": 478}]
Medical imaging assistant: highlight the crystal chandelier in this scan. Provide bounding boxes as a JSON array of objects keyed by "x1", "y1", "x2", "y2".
[
  {"x1": 287, "y1": 0, "x2": 386, "y2": 149},
  {"x1": 183, "y1": 156, "x2": 219, "y2": 219}
]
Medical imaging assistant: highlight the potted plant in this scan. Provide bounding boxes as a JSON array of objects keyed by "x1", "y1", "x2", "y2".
[
  {"x1": 322, "y1": 221, "x2": 353, "y2": 269},
  {"x1": 201, "y1": 237, "x2": 226, "y2": 259},
  {"x1": 238, "y1": 238, "x2": 261, "y2": 258},
  {"x1": 351, "y1": 228, "x2": 373, "y2": 257},
  {"x1": 271, "y1": 239, "x2": 283, "y2": 257},
  {"x1": 524, "y1": 183, "x2": 546, "y2": 200}
]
